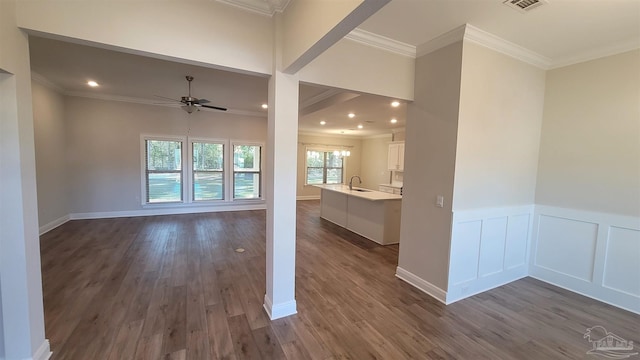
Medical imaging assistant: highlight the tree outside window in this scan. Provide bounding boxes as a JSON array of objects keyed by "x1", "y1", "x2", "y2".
[
  {"x1": 145, "y1": 139, "x2": 183, "y2": 203},
  {"x1": 193, "y1": 142, "x2": 224, "y2": 201},
  {"x1": 233, "y1": 144, "x2": 261, "y2": 199}
]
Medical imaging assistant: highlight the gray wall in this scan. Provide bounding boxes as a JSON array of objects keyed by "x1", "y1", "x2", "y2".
[
  {"x1": 398, "y1": 41, "x2": 463, "y2": 291},
  {"x1": 31, "y1": 93, "x2": 268, "y2": 219},
  {"x1": 32, "y1": 80, "x2": 69, "y2": 228},
  {"x1": 360, "y1": 134, "x2": 392, "y2": 189},
  {"x1": 453, "y1": 41, "x2": 545, "y2": 210},
  {"x1": 65, "y1": 96, "x2": 268, "y2": 214},
  {"x1": 536, "y1": 49, "x2": 640, "y2": 216}
]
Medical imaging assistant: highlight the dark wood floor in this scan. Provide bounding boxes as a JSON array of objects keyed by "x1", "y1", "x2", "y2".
[{"x1": 40, "y1": 200, "x2": 639, "y2": 359}]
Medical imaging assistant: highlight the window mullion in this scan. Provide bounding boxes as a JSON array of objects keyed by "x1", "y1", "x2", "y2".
[{"x1": 323, "y1": 152, "x2": 328, "y2": 184}]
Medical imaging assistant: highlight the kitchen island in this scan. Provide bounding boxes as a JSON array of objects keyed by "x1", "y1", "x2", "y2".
[{"x1": 315, "y1": 184, "x2": 402, "y2": 245}]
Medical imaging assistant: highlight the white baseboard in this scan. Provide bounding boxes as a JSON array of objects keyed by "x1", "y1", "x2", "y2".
[
  {"x1": 32, "y1": 339, "x2": 52, "y2": 360},
  {"x1": 395, "y1": 267, "x2": 447, "y2": 304},
  {"x1": 447, "y1": 266, "x2": 528, "y2": 304},
  {"x1": 529, "y1": 273, "x2": 639, "y2": 315},
  {"x1": 70, "y1": 203, "x2": 266, "y2": 220},
  {"x1": 263, "y1": 294, "x2": 297, "y2": 320},
  {"x1": 38, "y1": 203, "x2": 267, "y2": 234},
  {"x1": 296, "y1": 195, "x2": 320, "y2": 201},
  {"x1": 39, "y1": 215, "x2": 70, "y2": 235}
]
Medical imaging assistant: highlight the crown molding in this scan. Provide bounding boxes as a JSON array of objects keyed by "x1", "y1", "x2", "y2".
[
  {"x1": 345, "y1": 28, "x2": 416, "y2": 58},
  {"x1": 215, "y1": 0, "x2": 290, "y2": 17},
  {"x1": 65, "y1": 91, "x2": 161, "y2": 106},
  {"x1": 463, "y1": 24, "x2": 552, "y2": 69},
  {"x1": 362, "y1": 133, "x2": 393, "y2": 140},
  {"x1": 416, "y1": 25, "x2": 467, "y2": 58},
  {"x1": 299, "y1": 88, "x2": 343, "y2": 109},
  {"x1": 65, "y1": 91, "x2": 266, "y2": 117},
  {"x1": 298, "y1": 130, "x2": 364, "y2": 139},
  {"x1": 417, "y1": 24, "x2": 551, "y2": 69},
  {"x1": 549, "y1": 38, "x2": 640, "y2": 69},
  {"x1": 31, "y1": 71, "x2": 65, "y2": 93}
]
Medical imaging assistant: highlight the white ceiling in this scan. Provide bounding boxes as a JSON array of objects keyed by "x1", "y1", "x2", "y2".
[
  {"x1": 29, "y1": 36, "x2": 270, "y2": 116},
  {"x1": 359, "y1": 0, "x2": 640, "y2": 66},
  {"x1": 28, "y1": 0, "x2": 639, "y2": 137},
  {"x1": 29, "y1": 36, "x2": 406, "y2": 137}
]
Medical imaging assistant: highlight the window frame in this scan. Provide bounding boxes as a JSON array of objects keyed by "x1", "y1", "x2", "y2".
[
  {"x1": 140, "y1": 135, "x2": 187, "y2": 205},
  {"x1": 189, "y1": 138, "x2": 226, "y2": 202},
  {"x1": 305, "y1": 147, "x2": 346, "y2": 186},
  {"x1": 231, "y1": 141, "x2": 264, "y2": 200}
]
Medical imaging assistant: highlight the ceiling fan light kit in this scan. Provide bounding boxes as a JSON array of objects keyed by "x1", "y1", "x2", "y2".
[{"x1": 181, "y1": 104, "x2": 197, "y2": 113}]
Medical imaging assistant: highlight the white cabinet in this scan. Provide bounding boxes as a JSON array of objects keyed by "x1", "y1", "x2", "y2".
[{"x1": 388, "y1": 142, "x2": 405, "y2": 171}]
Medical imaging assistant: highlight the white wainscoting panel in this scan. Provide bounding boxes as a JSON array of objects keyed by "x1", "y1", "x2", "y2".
[
  {"x1": 534, "y1": 215, "x2": 598, "y2": 282},
  {"x1": 603, "y1": 226, "x2": 640, "y2": 297},
  {"x1": 448, "y1": 220, "x2": 482, "y2": 285},
  {"x1": 447, "y1": 205, "x2": 533, "y2": 303},
  {"x1": 478, "y1": 217, "x2": 508, "y2": 277},
  {"x1": 531, "y1": 205, "x2": 640, "y2": 314},
  {"x1": 504, "y1": 214, "x2": 530, "y2": 269}
]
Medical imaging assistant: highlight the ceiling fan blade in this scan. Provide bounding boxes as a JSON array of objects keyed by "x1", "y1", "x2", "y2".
[
  {"x1": 194, "y1": 98, "x2": 210, "y2": 104},
  {"x1": 200, "y1": 104, "x2": 227, "y2": 111},
  {"x1": 153, "y1": 102, "x2": 179, "y2": 105},
  {"x1": 154, "y1": 95, "x2": 182, "y2": 103}
]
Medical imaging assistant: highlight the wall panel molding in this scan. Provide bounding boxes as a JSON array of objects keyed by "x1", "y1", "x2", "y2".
[
  {"x1": 447, "y1": 205, "x2": 533, "y2": 303},
  {"x1": 531, "y1": 205, "x2": 640, "y2": 314}
]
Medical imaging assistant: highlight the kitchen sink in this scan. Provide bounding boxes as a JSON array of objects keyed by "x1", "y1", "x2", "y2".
[{"x1": 352, "y1": 189, "x2": 371, "y2": 192}]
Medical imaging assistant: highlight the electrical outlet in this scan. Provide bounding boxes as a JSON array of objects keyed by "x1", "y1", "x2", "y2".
[{"x1": 436, "y1": 195, "x2": 444, "y2": 208}]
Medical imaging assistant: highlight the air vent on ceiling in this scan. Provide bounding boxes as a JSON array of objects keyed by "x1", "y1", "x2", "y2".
[{"x1": 503, "y1": 0, "x2": 547, "y2": 12}]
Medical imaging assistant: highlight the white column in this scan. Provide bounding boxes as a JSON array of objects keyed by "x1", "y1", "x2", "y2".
[
  {"x1": 263, "y1": 69, "x2": 299, "y2": 320},
  {"x1": 0, "y1": 2, "x2": 50, "y2": 357},
  {"x1": 0, "y1": 68, "x2": 49, "y2": 360}
]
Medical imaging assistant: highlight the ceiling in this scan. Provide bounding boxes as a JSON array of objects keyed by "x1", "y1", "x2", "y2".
[
  {"x1": 28, "y1": 0, "x2": 639, "y2": 137},
  {"x1": 359, "y1": 0, "x2": 640, "y2": 65},
  {"x1": 29, "y1": 36, "x2": 407, "y2": 137}
]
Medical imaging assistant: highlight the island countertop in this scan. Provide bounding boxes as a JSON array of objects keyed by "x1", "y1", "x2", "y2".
[{"x1": 314, "y1": 184, "x2": 402, "y2": 201}]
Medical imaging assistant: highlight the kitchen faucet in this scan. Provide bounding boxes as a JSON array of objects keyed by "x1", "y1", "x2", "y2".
[{"x1": 349, "y1": 175, "x2": 362, "y2": 190}]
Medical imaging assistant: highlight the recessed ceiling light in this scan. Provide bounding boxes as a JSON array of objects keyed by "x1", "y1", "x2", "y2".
[
  {"x1": 357, "y1": 124, "x2": 363, "y2": 129},
  {"x1": 87, "y1": 80, "x2": 99, "y2": 87},
  {"x1": 391, "y1": 101, "x2": 400, "y2": 107},
  {"x1": 261, "y1": 103, "x2": 268, "y2": 109},
  {"x1": 390, "y1": 118, "x2": 398, "y2": 124},
  {"x1": 348, "y1": 113, "x2": 355, "y2": 118},
  {"x1": 320, "y1": 121, "x2": 326, "y2": 125}
]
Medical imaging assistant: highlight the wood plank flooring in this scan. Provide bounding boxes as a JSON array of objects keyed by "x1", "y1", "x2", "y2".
[{"x1": 40, "y1": 200, "x2": 639, "y2": 359}]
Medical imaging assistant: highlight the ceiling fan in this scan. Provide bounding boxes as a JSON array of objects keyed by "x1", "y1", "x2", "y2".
[{"x1": 156, "y1": 75, "x2": 227, "y2": 114}]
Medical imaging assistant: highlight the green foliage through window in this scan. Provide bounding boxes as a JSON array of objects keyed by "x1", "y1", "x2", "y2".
[
  {"x1": 233, "y1": 145, "x2": 261, "y2": 199},
  {"x1": 146, "y1": 140, "x2": 182, "y2": 203},
  {"x1": 193, "y1": 142, "x2": 224, "y2": 201}
]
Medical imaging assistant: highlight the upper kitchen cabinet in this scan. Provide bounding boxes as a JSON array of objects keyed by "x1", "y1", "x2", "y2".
[{"x1": 388, "y1": 142, "x2": 405, "y2": 171}]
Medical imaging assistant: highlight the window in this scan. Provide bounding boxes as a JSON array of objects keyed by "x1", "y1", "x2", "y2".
[
  {"x1": 145, "y1": 139, "x2": 183, "y2": 203},
  {"x1": 306, "y1": 150, "x2": 344, "y2": 185},
  {"x1": 192, "y1": 141, "x2": 224, "y2": 201},
  {"x1": 233, "y1": 144, "x2": 261, "y2": 199}
]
